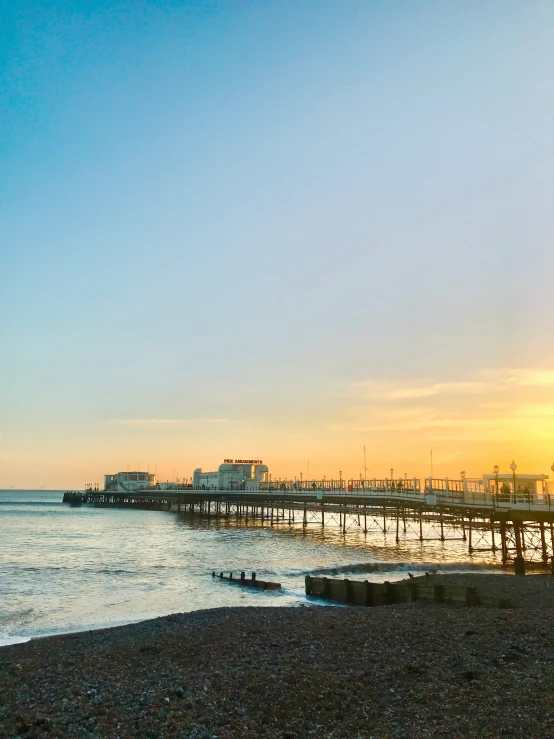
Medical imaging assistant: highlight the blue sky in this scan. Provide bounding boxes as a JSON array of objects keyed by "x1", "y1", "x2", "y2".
[{"x1": 2, "y1": 1, "x2": 554, "y2": 487}]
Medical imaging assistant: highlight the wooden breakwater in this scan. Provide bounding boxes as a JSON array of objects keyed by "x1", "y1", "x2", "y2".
[
  {"x1": 305, "y1": 576, "x2": 511, "y2": 608},
  {"x1": 212, "y1": 571, "x2": 281, "y2": 591}
]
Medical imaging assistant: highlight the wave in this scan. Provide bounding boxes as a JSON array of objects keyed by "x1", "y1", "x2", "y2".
[
  {"x1": 94, "y1": 568, "x2": 138, "y2": 576},
  {"x1": 0, "y1": 501, "x2": 63, "y2": 507},
  {"x1": 19, "y1": 566, "x2": 139, "y2": 576},
  {"x1": 291, "y1": 561, "x2": 505, "y2": 578},
  {"x1": 0, "y1": 636, "x2": 31, "y2": 647}
]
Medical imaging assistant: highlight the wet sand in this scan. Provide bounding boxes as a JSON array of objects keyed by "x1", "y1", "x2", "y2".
[{"x1": 1, "y1": 574, "x2": 554, "y2": 738}]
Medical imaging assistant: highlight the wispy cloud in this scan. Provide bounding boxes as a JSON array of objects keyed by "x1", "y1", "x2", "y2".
[
  {"x1": 388, "y1": 381, "x2": 485, "y2": 400},
  {"x1": 114, "y1": 418, "x2": 234, "y2": 426},
  {"x1": 347, "y1": 368, "x2": 554, "y2": 440},
  {"x1": 502, "y1": 370, "x2": 554, "y2": 388},
  {"x1": 354, "y1": 378, "x2": 486, "y2": 401},
  {"x1": 354, "y1": 368, "x2": 554, "y2": 402}
]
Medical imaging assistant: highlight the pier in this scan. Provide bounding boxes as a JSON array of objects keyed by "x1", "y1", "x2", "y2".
[{"x1": 64, "y1": 474, "x2": 554, "y2": 569}]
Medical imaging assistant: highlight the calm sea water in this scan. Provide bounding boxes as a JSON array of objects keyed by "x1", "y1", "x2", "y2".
[{"x1": 0, "y1": 491, "x2": 503, "y2": 646}]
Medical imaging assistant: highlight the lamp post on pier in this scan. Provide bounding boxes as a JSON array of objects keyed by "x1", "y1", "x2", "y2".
[
  {"x1": 510, "y1": 461, "x2": 518, "y2": 500},
  {"x1": 493, "y1": 465, "x2": 499, "y2": 509}
]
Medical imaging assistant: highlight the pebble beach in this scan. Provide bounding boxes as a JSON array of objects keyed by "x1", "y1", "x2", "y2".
[{"x1": 1, "y1": 573, "x2": 554, "y2": 739}]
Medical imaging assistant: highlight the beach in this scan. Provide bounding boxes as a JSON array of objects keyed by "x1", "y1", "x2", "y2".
[{"x1": 1, "y1": 574, "x2": 554, "y2": 738}]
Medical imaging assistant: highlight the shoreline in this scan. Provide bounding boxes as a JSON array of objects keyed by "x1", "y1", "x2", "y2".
[
  {"x1": 0, "y1": 568, "x2": 548, "y2": 650},
  {"x1": 2, "y1": 573, "x2": 554, "y2": 738}
]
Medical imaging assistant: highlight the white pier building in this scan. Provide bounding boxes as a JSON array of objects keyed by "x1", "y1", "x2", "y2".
[
  {"x1": 104, "y1": 471, "x2": 156, "y2": 492},
  {"x1": 193, "y1": 459, "x2": 268, "y2": 491}
]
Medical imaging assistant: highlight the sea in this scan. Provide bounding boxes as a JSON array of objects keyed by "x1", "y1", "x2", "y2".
[{"x1": 0, "y1": 490, "x2": 504, "y2": 646}]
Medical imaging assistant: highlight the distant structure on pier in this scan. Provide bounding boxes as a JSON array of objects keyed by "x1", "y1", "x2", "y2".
[
  {"x1": 193, "y1": 460, "x2": 268, "y2": 491},
  {"x1": 104, "y1": 471, "x2": 156, "y2": 492}
]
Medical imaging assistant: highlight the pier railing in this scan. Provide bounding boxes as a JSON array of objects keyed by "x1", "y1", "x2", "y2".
[
  {"x1": 240, "y1": 477, "x2": 552, "y2": 512},
  {"x1": 85, "y1": 477, "x2": 552, "y2": 513}
]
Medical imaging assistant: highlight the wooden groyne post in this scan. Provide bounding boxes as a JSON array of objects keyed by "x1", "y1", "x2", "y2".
[{"x1": 212, "y1": 571, "x2": 281, "y2": 590}]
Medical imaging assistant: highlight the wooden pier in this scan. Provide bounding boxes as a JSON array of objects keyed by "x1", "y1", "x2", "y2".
[{"x1": 63, "y1": 477, "x2": 554, "y2": 570}]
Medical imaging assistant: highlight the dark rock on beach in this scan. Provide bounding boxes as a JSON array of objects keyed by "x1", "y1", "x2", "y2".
[{"x1": 1, "y1": 574, "x2": 554, "y2": 738}]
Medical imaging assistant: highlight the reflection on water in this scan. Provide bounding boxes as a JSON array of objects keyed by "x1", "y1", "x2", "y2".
[{"x1": 0, "y1": 491, "x2": 503, "y2": 645}]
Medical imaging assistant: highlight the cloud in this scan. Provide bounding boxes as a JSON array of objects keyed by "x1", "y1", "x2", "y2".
[
  {"x1": 388, "y1": 381, "x2": 486, "y2": 399},
  {"x1": 347, "y1": 368, "x2": 554, "y2": 441},
  {"x1": 513, "y1": 404, "x2": 554, "y2": 417},
  {"x1": 354, "y1": 378, "x2": 487, "y2": 401},
  {"x1": 354, "y1": 368, "x2": 554, "y2": 402},
  {"x1": 114, "y1": 418, "x2": 234, "y2": 426},
  {"x1": 502, "y1": 370, "x2": 554, "y2": 388}
]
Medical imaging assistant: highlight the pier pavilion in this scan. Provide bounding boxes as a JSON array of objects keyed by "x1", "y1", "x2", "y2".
[
  {"x1": 104, "y1": 471, "x2": 156, "y2": 492},
  {"x1": 193, "y1": 461, "x2": 269, "y2": 491}
]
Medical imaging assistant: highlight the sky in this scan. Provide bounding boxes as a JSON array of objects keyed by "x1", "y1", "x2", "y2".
[{"x1": 1, "y1": 0, "x2": 554, "y2": 488}]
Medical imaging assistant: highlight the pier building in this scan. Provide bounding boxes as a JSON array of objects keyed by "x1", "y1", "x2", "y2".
[
  {"x1": 193, "y1": 460, "x2": 268, "y2": 490},
  {"x1": 104, "y1": 471, "x2": 156, "y2": 492}
]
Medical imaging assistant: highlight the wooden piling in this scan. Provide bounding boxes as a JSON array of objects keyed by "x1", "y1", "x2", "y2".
[
  {"x1": 500, "y1": 519, "x2": 508, "y2": 564},
  {"x1": 514, "y1": 521, "x2": 524, "y2": 562},
  {"x1": 540, "y1": 522, "x2": 548, "y2": 564}
]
